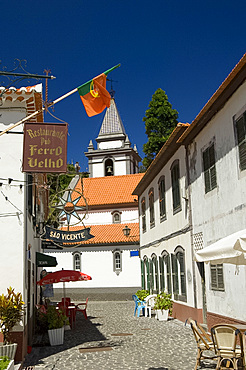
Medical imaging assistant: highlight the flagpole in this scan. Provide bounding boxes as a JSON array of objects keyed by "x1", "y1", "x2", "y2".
[
  {"x1": 0, "y1": 88, "x2": 78, "y2": 137},
  {"x1": 0, "y1": 64, "x2": 120, "y2": 137}
]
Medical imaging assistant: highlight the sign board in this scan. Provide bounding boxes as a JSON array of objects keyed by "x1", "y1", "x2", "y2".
[
  {"x1": 42, "y1": 225, "x2": 94, "y2": 248},
  {"x1": 22, "y1": 122, "x2": 67, "y2": 173}
]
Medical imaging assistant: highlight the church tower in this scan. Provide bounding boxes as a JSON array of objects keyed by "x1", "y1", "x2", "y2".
[{"x1": 85, "y1": 94, "x2": 141, "y2": 178}]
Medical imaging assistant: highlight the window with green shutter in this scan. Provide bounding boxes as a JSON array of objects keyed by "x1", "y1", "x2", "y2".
[
  {"x1": 176, "y1": 248, "x2": 187, "y2": 301},
  {"x1": 159, "y1": 256, "x2": 165, "y2": 292},
  {"x1": 235, "y1": 113, "x2": 246, "y2": 171},
  {"x1": 158, "y1": 176, "x2": 166, "y2": 221},
  {"x1": 202, "y1": 143, "x2": 217, "y2": 193},
  {"x1": 164, "y1": 253, "x2": 172, "y2": 295},
  {"x1": 148, "y1": 188, "x2": 155, "y2": 228},
  {"x1": 171, "y1": 161, "x2": 181, "y2": 213},
  {"x1": 171, "y1": 253, "x2": 179, "y2": 299},
  {"x1": 149, "y1": 258, "x2": 154, "y2": 293},
  {"x1": 141, "y1": 197, "x2": 146, "y2": 233},
  {"x1": 210, "y1": 264, "x2": 224, "y2": 291},
  {"x1": 141, "y1": 259, "x2": 145, "y2": 289},
  {"x1": 151, "y1": 254, "x2": 159, "y2": 293}
]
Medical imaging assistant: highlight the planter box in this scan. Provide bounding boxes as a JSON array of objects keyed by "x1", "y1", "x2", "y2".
[
  {"x1": 6, "y1": 359, "x2": 14, "y2": 370},
  {"x1": 48, "y1": 327, "x2": 64, "y2": 346},
  {"x1": 0, "y1": 343, "x2": 17, "y2": 360},
  {"x1": 156, "y1": 309, "x2": 169, "y2": 321}
]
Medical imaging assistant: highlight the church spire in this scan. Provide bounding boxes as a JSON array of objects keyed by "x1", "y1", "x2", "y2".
[{"x1": 97, "y1": 97, "x2": 125, "y2": 140}]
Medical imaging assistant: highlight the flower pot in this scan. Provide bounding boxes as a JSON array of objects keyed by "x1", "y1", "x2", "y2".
[
  {"x1": 6, "y1": 359, "x2": 14, "y2": 370},
  {"x1": 48, "y1": 327, "x2": 64, "y2": 346},
  {"x1": 0, "y1": 343, "x2": 17, "y2": 360},
  {"x1": 156, "y1": 309, "x2": 169, "y2": 321}
]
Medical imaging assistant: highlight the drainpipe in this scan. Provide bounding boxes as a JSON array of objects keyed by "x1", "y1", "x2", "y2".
[{"x1": 185, "y1": 144, "x2": 197, "y2": 310}]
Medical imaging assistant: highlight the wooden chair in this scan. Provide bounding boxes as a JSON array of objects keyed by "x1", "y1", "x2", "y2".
[
  {"x1": 75, "y1": 297, "x2": 89, "y2": 320},
  {"x1": 211, "y1": 324, "x2": 245, "y2": 369},
  {"x1": 188, "y1": 317, "x2": 217, "y2": 370}
]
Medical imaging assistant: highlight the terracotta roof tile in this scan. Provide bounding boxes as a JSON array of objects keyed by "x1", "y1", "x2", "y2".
[
  {"x1": 62, "y1": 223, "x2": 139, "y2": 246},
  {"x1": 74, "y1": 173, "x2": 144, "y2": 207}
]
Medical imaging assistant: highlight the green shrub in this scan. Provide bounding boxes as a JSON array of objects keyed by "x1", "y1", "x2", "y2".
[
  {"x1": 0, "y1": 356, "x2": 10, "y2": 370},
  {"x1": 0, "y1": 287, "x2": 24, "y2": 344},
  {"x1": 136, "y1": 289, "x2": 150, "y2": 301},
  {"x1": 153, "y1": 292, "x2": 173, "y2": 315}
]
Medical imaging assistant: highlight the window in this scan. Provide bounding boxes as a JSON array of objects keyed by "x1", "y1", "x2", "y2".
[
  {"x1": 171, "y1": 247, "x2": 187, "y2": 301},
  {"x1": 151, "y1": 254, "x2": 159, "y2": 293},
  {"x1": 73, "y1": 252, "x2": 81, "y2": 271},
  {"x1": 148, "y1": 188, "x2": 155, "y2": 228},
  {"x1": 158, "y1": 176, "x2": 166, "y2": 221},
  {"x1": 171, "y1": 161, "x2": 181, "y2": 212},
  {"x1": 141, "y1": 197, "x2": 146, "y2": 233},
  {"x1": 202, "y1": 143, "x2": 217, "y2": 193},
  {"x1": 210, "y1": 264, "x2": 224, "y2": 291},
  {"x1": 112, "y1": 211, "x2": 121, "y2": 223},
  {"x1": 113, "y1": 250, "x2": 122, "y2": 275},
  {"x1": 105, "y1": 158, "x2": 114, "y2": 176},
  {"x1": 235, "y1": 113, "x2": 246, "y2": 171},
  {"x1": 159, "y1": 251, "x2": 172, "y2": 295}
]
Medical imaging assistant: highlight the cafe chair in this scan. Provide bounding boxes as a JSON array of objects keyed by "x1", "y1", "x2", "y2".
[
  {"x1": 132, "y1": 294, "x2": 145, "y2": 317},
  {"x1": 75, "y1": 297, "x2": 89, "y2": 320},
  {"x1": 144, "y1": 294, "x2": 157, "y2": 318},
  {"x1": 211, "y1": 324, "x2": 245, "y2": 370},
  {"x1": 188, "y1": 317, "x2": 217, "y2": 370}
]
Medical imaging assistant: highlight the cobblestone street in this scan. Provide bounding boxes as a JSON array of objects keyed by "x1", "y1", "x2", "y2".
[{"x1": 23, "y1": 301, "x2": 216, "y2": 370}]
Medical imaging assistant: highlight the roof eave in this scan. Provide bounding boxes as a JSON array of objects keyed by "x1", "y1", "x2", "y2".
[{"x1": 133, "y1": 123, "x2": 189, "y2": 196}]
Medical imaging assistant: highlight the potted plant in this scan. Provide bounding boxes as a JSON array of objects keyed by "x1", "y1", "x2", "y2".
[
  {"x1": 0, "y1": 287, "x2": 24, "y2": 359},
  {"x1": 46, "y1": 306, "x2": 68, "y2": 346},
  {"x1": 153, "y1": 292, "x2": 173, "y2": 321},
  {"x1": 136, "y1": 289, "x2": 150, "y2": 301}
]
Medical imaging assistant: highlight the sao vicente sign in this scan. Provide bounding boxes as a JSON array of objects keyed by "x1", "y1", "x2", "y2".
[
  {"x1": 22, "y1": 123, "x2": 67, "y2": 173},
  {"x1": 42, "y1": 225, "x2": 94, "y2": 248}
]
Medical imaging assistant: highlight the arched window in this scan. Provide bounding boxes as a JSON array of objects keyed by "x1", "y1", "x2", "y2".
[
  {"x1": 171, "y1": 160, "x2": 181, "y2": 213},
  {"x1": 151, "y1": 253, "x2": 159, "y2": 293},
  {"x1": 113, "y1": 250, "x2": 122, "y2": 275},
  {"x1": 143, "y1": 256, "x2": 150, "y2": 291},
  {"x1": 112, "y1": 211, "x2": 121, "y2": 224},
  {"x1": 171, "y1": 246, "x2": 187, "y2": 301},
  {"x1": 141, "y1": 197, "x2": 146, "y2": 233},
  {"x1": 158, "y1": 176, "x2": 166, "y2": 221},
  {"x1": 73, "y1": 252, "x2": 81, "y2": 271},
  {"x1": 160, "y1": 251, "x2": 172, "y2": 295},
  {"x1": 148, "y1": 188, "x2": 155, "y2": 228},
  {"x1": 105, "y1": 158, "x2": 114, "y2": 176}
]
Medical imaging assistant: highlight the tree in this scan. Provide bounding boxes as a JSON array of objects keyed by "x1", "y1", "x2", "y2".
[{"x1": 142, "y1": 88, "x2": 179, "y2": 169}]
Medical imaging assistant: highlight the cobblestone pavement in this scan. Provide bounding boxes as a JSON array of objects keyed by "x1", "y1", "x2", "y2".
[{"x1": 23, "y1": 301, "x2": 216, "y2": 370}]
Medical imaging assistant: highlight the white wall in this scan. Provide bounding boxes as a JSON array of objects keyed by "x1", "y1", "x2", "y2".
[
  {"x1": 188, "y1": 80, "x2": 246, "y2": 320},
  {"x1": 46, "y1": 248, "x2": 141, "y2": 289}
]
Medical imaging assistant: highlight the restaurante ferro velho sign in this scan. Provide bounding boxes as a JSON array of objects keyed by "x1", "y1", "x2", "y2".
[{"x1": 22, "y1": 122, "x2": 67, "y2": 173}]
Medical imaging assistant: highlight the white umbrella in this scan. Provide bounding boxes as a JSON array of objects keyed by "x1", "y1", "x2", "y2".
[{"x1": 194, "y1": 229, "x2": 246, "y2": 265}]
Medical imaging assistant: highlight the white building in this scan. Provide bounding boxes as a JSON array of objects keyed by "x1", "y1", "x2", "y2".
[
  {"x1": 133, "y1": 123, "x2": 198, "y2": 323},
  {"x1": 133, "y1": 53, "x2": 246, "y2": 327},
  {"x1": 0, "y1": 84, "x2": 50, "y2": 362},
  {"x1": 43, "y1": 95, "x2": 143, "y2": 299},
  {"x1": 179, "y1": 53, "x2": 246, "y2": 329}
]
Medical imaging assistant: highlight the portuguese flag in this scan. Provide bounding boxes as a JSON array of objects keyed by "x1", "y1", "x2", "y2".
[{"x1": 77, "y1": 64, "x2": 120, "y2": 117}]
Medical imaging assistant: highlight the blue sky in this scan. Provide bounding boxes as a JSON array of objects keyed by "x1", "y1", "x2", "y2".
[{"x1": 1, "y1": 0, "x2": 246, "y2": 171}]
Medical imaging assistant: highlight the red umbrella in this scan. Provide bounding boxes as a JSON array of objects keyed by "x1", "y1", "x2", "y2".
[
  {"x1": 37, "y1": 270, "x2": 92, "y2": 285},
  {"x1": 37, "y1": 270, "x2": 92, "y2": 301}
]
